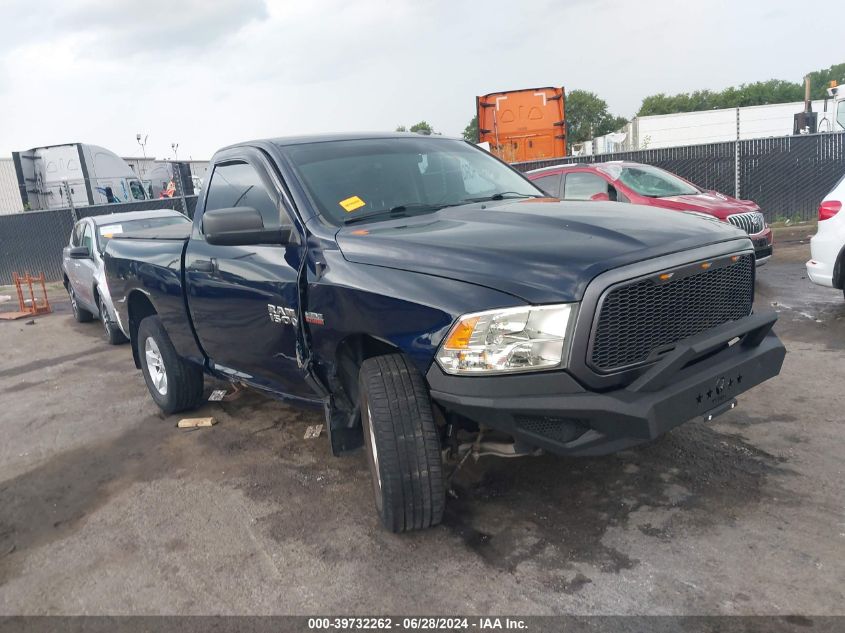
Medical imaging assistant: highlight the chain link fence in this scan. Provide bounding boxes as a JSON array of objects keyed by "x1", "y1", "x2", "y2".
[
  {"x1": 0, "y1": 209, "x2": 75, "y2": 284},
  {"x1": 0, "y1": 167, "x2": 198, "y2": 285},
  {"x1": 3, "y1": 132, "x2": 845, "y2": 285},
  {"x1": 513, "y1": 132, "x2": 845, "y2": 223},
  {"x1": 739, "y1": 133, "x2": 845, "y2": 222}
]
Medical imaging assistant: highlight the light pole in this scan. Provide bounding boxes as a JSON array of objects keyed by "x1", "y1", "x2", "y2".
[
  {"x1": 171, "y1": 142, "x2": 179, "y2": 161},
  {"x1": 136, "y1": 133, "x2": 148, "y2": 177}
]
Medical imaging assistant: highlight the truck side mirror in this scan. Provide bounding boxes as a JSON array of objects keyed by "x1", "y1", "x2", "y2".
[
  {"x1": 590, "y1": 192, "x2": 610, "y2": 202},
  {"x1": 203, "y1": 206, "x2": 293, "y2": 246},
  {"x1": 68, "y1": 246, "x2": 91, "y2": 259}
]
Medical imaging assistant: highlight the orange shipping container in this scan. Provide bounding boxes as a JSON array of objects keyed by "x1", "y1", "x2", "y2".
[{"x1": 477, "y1": 87, "x2": 566, "y2": 163}]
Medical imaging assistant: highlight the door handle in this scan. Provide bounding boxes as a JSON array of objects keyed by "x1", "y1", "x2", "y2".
[{"x1": 190, "y1": 259, "x2": 215, "y2": 273}]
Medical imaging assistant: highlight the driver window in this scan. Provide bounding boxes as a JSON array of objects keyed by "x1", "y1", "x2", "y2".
[
  {"x1": 837, "y1": 101, "x2": 845, "y2": 131},
  {"x1": 129, "y1": 180, "x2": 146, "y2": 201},
  {"x1": 204, "y1": 161, "x2": 288, "y2": 229},
  {"x1": 81, "y1": 223, "x2": 93, "y2": 253},
  {"x1": 71, "y1": 222, "x2": 84, "y2": 246}
]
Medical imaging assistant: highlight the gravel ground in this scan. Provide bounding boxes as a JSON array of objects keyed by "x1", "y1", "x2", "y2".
[{"x1": 0, "y1": 229, "x2": 843, "y2": 615}]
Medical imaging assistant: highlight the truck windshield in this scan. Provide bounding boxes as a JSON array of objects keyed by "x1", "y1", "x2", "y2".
[
  {"x1": 615, "y1": 165, "x2": 700, "y2": 197},
  {"x1": 96, "y1": 216, "x2": 189, "y2": 252},
  {"x1": 281, "y1": 137, "x2": 543, "y2": 225}
]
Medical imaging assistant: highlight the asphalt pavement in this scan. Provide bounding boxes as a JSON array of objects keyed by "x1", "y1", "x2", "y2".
[{"x1": 0, "y1": 227, "x2": 842, "y2": 615}]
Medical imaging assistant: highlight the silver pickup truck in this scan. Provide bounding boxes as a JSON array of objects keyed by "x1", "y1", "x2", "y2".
[{"x1": 61, "y1": 209, "x2": 190, "y2": 343}]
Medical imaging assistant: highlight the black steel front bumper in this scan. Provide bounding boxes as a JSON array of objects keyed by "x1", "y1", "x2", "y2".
[{"x1": 427, "y1": 312, "x2": 785, "y2": 456}]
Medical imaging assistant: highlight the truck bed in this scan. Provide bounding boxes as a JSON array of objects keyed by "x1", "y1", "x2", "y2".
[{"x1": 104, "y1": 232, "x2": 201, "y2": 363}]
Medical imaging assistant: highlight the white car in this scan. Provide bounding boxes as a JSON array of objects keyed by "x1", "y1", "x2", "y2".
[{"x1": 806, "y1": 174, "x2": 845, "y2": 299}]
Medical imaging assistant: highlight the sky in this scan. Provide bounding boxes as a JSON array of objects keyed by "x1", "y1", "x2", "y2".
[{"x1": 0, "y1": 0, "x2": 839, "y2": 160}]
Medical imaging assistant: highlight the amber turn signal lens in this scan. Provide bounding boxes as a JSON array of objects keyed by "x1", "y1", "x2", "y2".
[
  {"x1": 443, "y1": 317, "x2": 479, "y2": 350},
  {"x1": 701, "y1": 262, "x2": 712, "y2": 270}
]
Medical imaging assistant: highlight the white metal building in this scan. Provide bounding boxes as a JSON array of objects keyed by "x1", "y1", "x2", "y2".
[{"x1": 0, "y1": 159, "x2": 24, "y2": 214}]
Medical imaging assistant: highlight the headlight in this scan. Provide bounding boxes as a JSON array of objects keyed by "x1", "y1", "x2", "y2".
[{"x1": 436, "y1": 304, "x2": 576, "y2": 375}]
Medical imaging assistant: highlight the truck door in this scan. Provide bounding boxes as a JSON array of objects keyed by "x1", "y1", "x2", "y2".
[
  {"x1": 73, "y1": 222, "x2": 98, "y2": 312},
  {"x1": 184, "y1": 152, "x2": 311, "y2": 398}
]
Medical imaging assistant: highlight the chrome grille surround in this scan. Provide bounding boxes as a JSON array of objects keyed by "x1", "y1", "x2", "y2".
[{"x1": 727, "y1": 211, "x2": 765, "y2": 235}]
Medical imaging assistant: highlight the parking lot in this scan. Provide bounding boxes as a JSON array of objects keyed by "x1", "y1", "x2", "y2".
[{"x1": 0, "y1": 226, "x2": 843, "y2": 616}]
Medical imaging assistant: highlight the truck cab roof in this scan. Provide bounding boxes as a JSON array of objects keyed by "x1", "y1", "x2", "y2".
[{"x1": 218, "y1": 132, "x2": 462, "y2": 153}]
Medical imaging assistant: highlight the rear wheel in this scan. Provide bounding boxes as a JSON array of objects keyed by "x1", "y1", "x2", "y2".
[
  {"x1": 68, "y1": 286, "x2": 93, "y2": 323},
  {"x1": 358, "y1": 354, "x2": 444, "y2": 533},
  {"x1": 137, "y1": 315, "x2": 203, "y2": 414},
  {"x1": 99, "y1": 295, "x2": 128, "y2": 345}
]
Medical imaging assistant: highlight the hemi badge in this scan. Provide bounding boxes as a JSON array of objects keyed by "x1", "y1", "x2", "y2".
[{"x1": 305, "y1": 311, "x2": 325, "y2": 326}]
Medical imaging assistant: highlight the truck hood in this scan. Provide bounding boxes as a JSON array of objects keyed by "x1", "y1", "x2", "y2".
[
  {"x1": 644, "y1": 191, "x2": 760, "y2": 221},
  {"x1": 335, "y1": 200, "x2": 748, "y2": 303}
]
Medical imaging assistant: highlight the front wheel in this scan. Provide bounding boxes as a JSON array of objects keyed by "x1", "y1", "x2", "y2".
[
  {"x1": 358, "y1": 354, "x2": 445, "y2": 533},
  {"x1": 137, "y1": 315, "x2": 204, "y2": 414},
  {"x1": 100, "y1": 296, "x2": 128, "y2": 345},
  {"x1": 69, "y1": 286, "x2": 93, "y2": 323}
]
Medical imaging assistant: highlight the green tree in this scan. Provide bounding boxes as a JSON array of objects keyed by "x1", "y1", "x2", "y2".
[
  {"x1": 463, "y1": 115, "x2": 478, "y2": 143},
  {"x1": 636, "y1": 63, "x2": 845, "y2": 116},
  {"x1": 807, "y1": 62, "x2": 845, "y2": 97},
  {"x1": 395, "y1": 125, "x2": 407, "y2": 132},
  {"x1": 409, "y1": 121, "x2": 434, "y2": 135},
  {"x1": 565, "y1": 90, "x2": 628, "y2": 146}
]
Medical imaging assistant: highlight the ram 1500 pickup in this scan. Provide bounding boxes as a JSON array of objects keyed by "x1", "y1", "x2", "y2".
[{"x1": 104, "y1": 133, "x2": 786, "y2": 533}]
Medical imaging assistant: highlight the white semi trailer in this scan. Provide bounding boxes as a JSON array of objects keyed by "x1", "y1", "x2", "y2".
[
  {"x1": 13, "y1": 143, "x2": 149, "y2": 210},
  {"x1": 580, "y1": 87, "x2": 845, "y2": 155}
]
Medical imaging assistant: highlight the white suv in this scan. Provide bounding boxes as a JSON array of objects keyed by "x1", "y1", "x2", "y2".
[{"x1": 806, "y1": 173, "x2": 845, "y2": 299}]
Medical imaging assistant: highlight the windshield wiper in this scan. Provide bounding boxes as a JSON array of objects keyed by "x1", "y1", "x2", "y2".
[
  {"x1": 462, "y1": 192, "x2": 544, "y2": 202},
  {"x1": 343, "y1": 203, "x2": 445, "y2": 225}
]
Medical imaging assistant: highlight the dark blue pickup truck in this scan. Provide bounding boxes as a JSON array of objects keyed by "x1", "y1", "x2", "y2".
[{"x1": 104, "y1": 133, "x2": 785, "y2": 532}]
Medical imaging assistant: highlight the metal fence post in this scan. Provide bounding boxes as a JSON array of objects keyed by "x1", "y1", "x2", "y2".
[
  {"x1": 63, "y1": 179, "x2": 78, "y2": 223},
  {"x1": 734, "y1": 107, "x2": 741, "y2": 199},
  {"x1": 173, "y1": 163, "x2": 188, "y2": 217}
]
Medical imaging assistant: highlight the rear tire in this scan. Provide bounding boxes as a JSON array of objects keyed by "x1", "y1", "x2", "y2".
[
  {"x1": 69, "y1": 286, "x2": 93, "y2": 323},
  {"x1": 99, "y1": 295, "x2": 128, "y2": 345},
  {"x1": 359, "y1": 354, "x2": 444, "y2": 533},
  {"x1": 137, "y1": 315, "x2": 203, "y2": 414}
]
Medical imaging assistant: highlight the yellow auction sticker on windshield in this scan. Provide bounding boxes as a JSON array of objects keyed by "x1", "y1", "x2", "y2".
[{"x1": 339, "y1": 195, "x2": 366, "y2": 213}]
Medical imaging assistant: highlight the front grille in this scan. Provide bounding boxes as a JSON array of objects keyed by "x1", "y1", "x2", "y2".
[
  {"x1": 589, "y1": 254, "x2": 754, "y2": 373},
  {"x1": 727, "y1": 211, "x2": 765, "y2": 235}
]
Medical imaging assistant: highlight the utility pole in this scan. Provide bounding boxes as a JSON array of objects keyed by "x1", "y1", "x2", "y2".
[
  {"x1": 136, "y1": 133, "x2": 148, "y2": 177},
  {"x1": 171, "y1": 143, "x2": 179, "y2": 161},
  {"x1": 62, "y1": 178, "x2": 78, "y2": 223},
  {"x1": 735, "y1": 107, "x2": 740, "y2": 198}
]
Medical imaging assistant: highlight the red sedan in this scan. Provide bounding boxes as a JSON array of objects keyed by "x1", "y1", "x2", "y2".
[{"x1": 526, "y1": 161, "x2": 773, "y2": 264}]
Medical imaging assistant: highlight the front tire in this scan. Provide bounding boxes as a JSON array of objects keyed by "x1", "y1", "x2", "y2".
[
  {"x1": 69, "y1": 286, "x2": 93, "y2": 323},
  {"x1": 359, "y1": 354, "x2": 444, "y2": 533},
  {"x1": 137, "y1": 315, "x2": 203, "y2": 414},
  {"x1": 99, "y1": 295, "x2": 128, "y2": 345}
]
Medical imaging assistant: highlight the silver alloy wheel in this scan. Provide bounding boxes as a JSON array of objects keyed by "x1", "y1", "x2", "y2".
[
  {"x1": 367, "y1": 403, "x2": 381, "y2": 490},
  {"x1": 100, "y1": 301, "x2": 110, "y2": 336},
  {"x1": 70, "y1": 289, "x2": 78, "y2": 315},
  {"x1": 144, "y1": 337, "x2": 168, "y2": 395}
]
